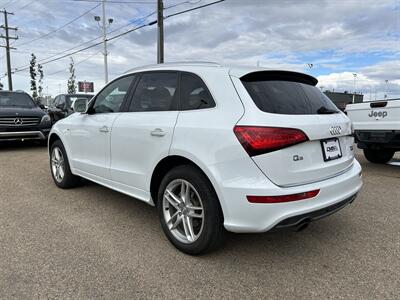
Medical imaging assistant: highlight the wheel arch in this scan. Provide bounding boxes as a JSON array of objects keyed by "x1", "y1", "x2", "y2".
[
  {"x1": 48, "y1": 132, "x2": 71, "y2": 163},
  {"x1": 150, "y1": 155, "x2": 225, "y2": 219},
  {"x1": 48, "y1": 132, "x2": 62, "y2": 154}
]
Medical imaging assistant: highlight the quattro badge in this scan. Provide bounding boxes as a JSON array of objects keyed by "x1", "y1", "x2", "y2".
[{"x1": 329, "y1": 126, "x2": 342, "y2": 136}]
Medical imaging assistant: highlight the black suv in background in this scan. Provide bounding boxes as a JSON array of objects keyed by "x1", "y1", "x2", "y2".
[
  {"x1": 0, "y1": 91, "x2": 52, "y2": 143},
  {"x1": 48, "y1": 94, "x2": 93, "y2": 123}
]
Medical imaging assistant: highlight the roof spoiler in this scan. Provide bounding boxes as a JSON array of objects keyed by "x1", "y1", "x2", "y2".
[{"x1": 240, "y1": 70, "x2": 318, "y2": 86}]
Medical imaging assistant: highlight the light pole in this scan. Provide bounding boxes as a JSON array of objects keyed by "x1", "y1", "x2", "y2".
[
  {"x1": 94, "y1": 0, "x2": 113, "y2": 84},
  {"x1": 157, "y1": 0, "x2": 164, "y2": 64},
  {"x1": 384, "y1": 79, "x2": 389, "y2": 99},
  {"x1": 352, "y1": 73, "x2": 357, "y2": 103}
]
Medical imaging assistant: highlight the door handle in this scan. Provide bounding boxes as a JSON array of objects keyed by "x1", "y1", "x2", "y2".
[
  {"x1": 151, "y1": 128, "x2": 166, "y2": 137},
  {"x1": 99, "y1": 125, "x2": 109, "y2": 133}
]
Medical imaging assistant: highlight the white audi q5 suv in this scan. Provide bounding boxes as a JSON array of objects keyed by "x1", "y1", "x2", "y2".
[{"x1": 48, "y1": 62, "x2": 362, "y2": 254}]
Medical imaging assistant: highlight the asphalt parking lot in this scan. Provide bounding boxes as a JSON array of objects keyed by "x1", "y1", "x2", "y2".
[{"x1": 0, "y1": 143, "x2": 399, "y2": 299}]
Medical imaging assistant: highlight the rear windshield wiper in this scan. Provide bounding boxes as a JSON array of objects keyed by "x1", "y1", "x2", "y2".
[{"x1": 317, "y1": 106, "x2": 339, "y2": 114}]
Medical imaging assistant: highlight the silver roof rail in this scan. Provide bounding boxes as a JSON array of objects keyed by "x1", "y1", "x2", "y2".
[{"x1": 123, "y1": 61, "x2": 221, "y2": 74}]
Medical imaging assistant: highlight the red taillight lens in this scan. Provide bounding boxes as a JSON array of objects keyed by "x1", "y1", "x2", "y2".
[
  {"x1": 234, "y1": 126, "x2": 308, "y2": 156},
  {"x1": 247, "y1": 190, "x2": 320, "y2": 204}
]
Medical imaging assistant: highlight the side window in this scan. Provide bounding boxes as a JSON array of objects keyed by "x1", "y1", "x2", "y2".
[
  {"x1": 180, "y1": 74, "x2": 215, "y2": 110},
  {"x1": 52, "y1": 96, "x2": 59, "y2": 107},
  {"x1": 66, "y1": 96, "x2": 72, "y2": 109},
  {"x1": 92, "y1": 75, "x2": 136, "y2": 113},
  {"x1": 59, "y1": 95, "x2": 66, "y2": 108},
  {"x1": 129, "y1": 72, "x2": 178, "y2": 112}
]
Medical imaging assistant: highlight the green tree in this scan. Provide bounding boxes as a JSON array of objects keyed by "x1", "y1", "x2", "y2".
[
  {"x1": 29, "y1": 53, "x2": 38, "y2": 100},
  {"x1": 67, "y1": 57, "x2": 76, "y2": 94},
  {"x1": 37, "y1": 64, "x2": 44, "y2": 97}
]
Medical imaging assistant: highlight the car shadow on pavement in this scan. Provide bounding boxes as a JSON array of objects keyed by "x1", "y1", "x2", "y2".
[
  {"x1": 79, "y1": 179, "x2": 354, "y2": 259},
  {"x1": 0, "y1": 140, "x2": 46, "y2": 151}
]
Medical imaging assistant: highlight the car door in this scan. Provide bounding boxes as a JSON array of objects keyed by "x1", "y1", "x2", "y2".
[
  {"x1": 65, "y1": 96, "x2": 74, "y2": 117},
  {"x1": 110, "y1": 72, "x2": 179, "y2": 197},
  {"x1": 67, "y1": 75, "x2": 137, "y2": 180},
  {"x1": 55, "y1": 95, "x2": 67, "y2": 122},
  {"x1": 48, "y1": 96, "x2": 59, "y2": 123}
]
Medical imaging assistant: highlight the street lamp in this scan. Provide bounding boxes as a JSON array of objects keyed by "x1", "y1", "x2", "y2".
[
  {"x1": 94, "y1": 0, "x2": 114, "y2": 84},
  {"x1": 384, "y1": 79, "x2": 389, "y2": 99},
  {"x1": 352, "y1": 73, "x2": 357, "y2": 103}
]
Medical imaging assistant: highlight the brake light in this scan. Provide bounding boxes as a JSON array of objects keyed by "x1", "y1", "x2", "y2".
[
  {"x1": 247, "y1": 190, "x2": 320, "y2": 203},
  {"x1": 234, "y1": 126, "x2": 308, "y2": 156}
]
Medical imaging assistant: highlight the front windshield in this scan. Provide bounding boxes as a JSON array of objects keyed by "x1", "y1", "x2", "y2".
[{"x1": 0, "y1": 92, "x2": 35, "y2": 108}]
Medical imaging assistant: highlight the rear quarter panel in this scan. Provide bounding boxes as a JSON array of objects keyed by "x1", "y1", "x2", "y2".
[{"x1": 168, "y1": 69, "x2": 251, "y2": 217}]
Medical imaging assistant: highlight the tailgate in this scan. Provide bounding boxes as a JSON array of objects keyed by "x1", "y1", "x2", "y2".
[
  {"x1": 346, "y1": 100, "x2": 400, "y2": 131},
  {"x1": 231, "y1": 70, "x2": 355, "y2": 187},
  {"x1": 239, "y1": 113, "x2": 354, "y2": 187}
]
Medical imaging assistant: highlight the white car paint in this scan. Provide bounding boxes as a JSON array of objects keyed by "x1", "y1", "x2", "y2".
[
  {"x1": 50, "y1": 62, "x2": 362, "y2": 233},
  {"x1": 346, "y1": 99, "x2": 400, "y2": 131}
]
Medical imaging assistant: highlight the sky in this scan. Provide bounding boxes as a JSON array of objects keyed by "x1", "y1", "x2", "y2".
[{"x1": 1, "y1": 0, "x2": 399, "y2": 100}]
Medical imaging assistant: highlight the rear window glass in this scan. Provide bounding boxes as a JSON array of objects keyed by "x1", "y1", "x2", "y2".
[{"x1": 241, "y1": 79, "x2": 339, "y2": 115}]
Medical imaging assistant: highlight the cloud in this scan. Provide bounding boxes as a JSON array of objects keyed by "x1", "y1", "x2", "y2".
[
  {"x1": 5, "y1": 0, "x2": 399, "y2": 98},
  {"x1": 317, "y1": 60, "x2": 400, "y2": 100}
]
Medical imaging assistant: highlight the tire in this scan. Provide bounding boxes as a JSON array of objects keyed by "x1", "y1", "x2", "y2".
[
  {"x1": 363, "y1": 148, "x2": 394, "y2": 164},
  {"x1": 50, "y1": 140, "x2": 80, "y2": 188},
  {"x1": 157, "y1": 165, "x2": 225, "y2": 255}
]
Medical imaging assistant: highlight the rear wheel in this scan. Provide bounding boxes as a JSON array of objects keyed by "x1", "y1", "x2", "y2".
[
  {"x1": 157, "y1": 165, "x2": 225, "y2": 255},
  {"x1": 363, "y1": 148, "x2": 394, "y2": 164},
  {"x1": 50, "y1": 140, "x2": 80, "y2": 188}
]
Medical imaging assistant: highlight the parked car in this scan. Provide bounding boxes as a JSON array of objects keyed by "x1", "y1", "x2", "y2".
[
  {"x1": 0, "y1": 90, "x2": 52, "y2": 143},
  {"x1": 346, "y1": 99, "x2": 400, "y2": 163},
  {"x1": 48, "y1": 62, "x2": 363, "y2": 254},
  {"x1": 48, "y1": 93, "x2": 93, "y2": 123}
]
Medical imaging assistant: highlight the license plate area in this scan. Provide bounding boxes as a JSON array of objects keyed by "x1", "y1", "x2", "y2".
[{"x1": 321, "y1": 138, "x2": 342, "y2": 162}]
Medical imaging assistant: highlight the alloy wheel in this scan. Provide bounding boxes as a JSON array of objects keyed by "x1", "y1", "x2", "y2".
[
  {"x1": 51, "y1": 147, "x2": 65, "y2": 183},
  {"x1": 162, "y1": 179, "x2": 204, "y2": 244}
]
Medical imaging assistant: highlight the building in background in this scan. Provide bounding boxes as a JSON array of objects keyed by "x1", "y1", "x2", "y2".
[{"x1": 324, "y1": 91, "x2": 364, "y2": 111}]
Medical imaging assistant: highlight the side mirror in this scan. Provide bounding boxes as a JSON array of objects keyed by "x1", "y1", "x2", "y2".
[
  {"x1": 39, "y1": 104, "x2": 45, "y2": 109},
  {"x1": 73, "y1": 98, "x2": 88, "y2": 113}
]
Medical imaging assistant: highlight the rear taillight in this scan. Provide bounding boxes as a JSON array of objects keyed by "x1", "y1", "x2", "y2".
[
  {"x1": 233, "y1": 126, "x2": 308, "y2": 156},
  {"x1": 247, "y1": 189, "x2": 320, "y2": 204}
]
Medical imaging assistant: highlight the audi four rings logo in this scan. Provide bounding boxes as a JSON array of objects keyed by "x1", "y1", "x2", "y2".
[
  {"x1": 14, "y1": 118, "x2": 23, "y2": 125},
  {"x1": 329, "y1": 126, "x2": 342, "y2": 135}
]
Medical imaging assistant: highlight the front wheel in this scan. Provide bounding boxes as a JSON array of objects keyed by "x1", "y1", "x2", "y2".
[
  {"x1": 363, "y1": 148, "x2": 394, "y2": 164},
  {"x1": 50, "y1": 140, "x2": 81, "y2": 188},
  {"x1": 157, "y1": 165, "x2": 225, "y2": 255}
]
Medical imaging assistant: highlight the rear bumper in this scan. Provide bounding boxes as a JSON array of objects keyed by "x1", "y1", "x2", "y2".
[
  {"x1": 274, "y1": 193, "x2": 357, "y2": 229},
  {"x1": 219, "y1": 159, "x2": 362, "y2": 233},
  {"x1": 0, "y1": 130, "x2": 48, "y2": 141},
  {"x1": 355, "y1": 130, "x2": 400, "y2": 149}
]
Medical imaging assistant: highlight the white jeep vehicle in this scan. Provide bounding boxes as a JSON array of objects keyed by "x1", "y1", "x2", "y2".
[
  {"x1": 346, "y1": 99, "x2": 400, "y2": 163},
  {"x1": 48, "y1": 62, "x2": 362, "y2": 254}
]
